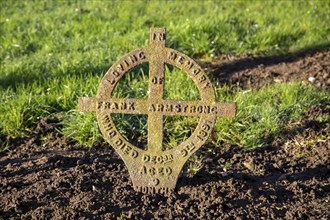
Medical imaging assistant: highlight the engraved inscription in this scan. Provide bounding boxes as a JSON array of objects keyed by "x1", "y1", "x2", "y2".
[
  {"x1": 148, "y1": 103, "x2": 218, "y2": 114},
  {"x1": 106, "y1": 50, "x2": 146, "y2": 85},
  {"x1": 151, "y1": 76, "x2": 164, "y2": 85},
  {"x1": 167, "y1": 50, "x2": 211, "y2": 89},
  {"x1": 114, "y1": 138, "x2": 139, "y2": 158},
  {"x1": 135, "y1": 186, "x2": 171, "y2": 194},
  {"x1": 102, "y1": 114, "x2": 117, "y2": 139},
  {"x1": 143, "y1": 154, "x2": 174, "y2": 164},
  {"x1": 181, "y1": 142, "x2": 196, "y2": 157},
  {"x1": 140, "y1": 166, "x2": 173, "y2": 177},
  {"x1": 98, "y1": 100, "x2": 136, "y2": 111},
  {"x1": 197, "y1": 120, "x2": 212, "y2": 141},
  {"x1": 153, "y1": 32, "x2": 166, "y2": 41},
  {"x1": 142, "y1": 154, "x2": 174, "y2": 164},
  {"x1": 101, "y1": 114, "x2": 138, "y2": 158}
]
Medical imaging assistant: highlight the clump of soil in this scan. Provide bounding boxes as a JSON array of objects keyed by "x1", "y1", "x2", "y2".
[{"x1": 1, "y1": 51, "x2": 329, "y2": 219}]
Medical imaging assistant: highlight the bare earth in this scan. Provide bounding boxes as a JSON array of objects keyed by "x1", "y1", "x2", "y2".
[{"x1": 1, "y1": 51, "x2": 329, "y2": 219}]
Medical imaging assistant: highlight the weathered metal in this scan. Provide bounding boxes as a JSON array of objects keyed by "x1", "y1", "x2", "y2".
[{"x1": 79, "y1": 27, "x2": 236, "y2": 194}]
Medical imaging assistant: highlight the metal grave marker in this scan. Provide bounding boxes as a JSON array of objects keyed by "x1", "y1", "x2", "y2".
[{"x1": 78, "y1": 27, "x2": 236, "y2": 194}]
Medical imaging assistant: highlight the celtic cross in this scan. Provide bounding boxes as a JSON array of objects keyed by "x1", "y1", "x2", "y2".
[{"x1": 79, "y1": 28, "x2": 236, "y2": 194}]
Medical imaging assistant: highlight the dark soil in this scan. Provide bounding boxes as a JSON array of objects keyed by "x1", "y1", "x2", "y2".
[
  {"x1": 1, "y1": 51, "x2": 330, "y2": 219},
  {"x1": 209, "y1": 50, "x2": 330, "y2": 90}
]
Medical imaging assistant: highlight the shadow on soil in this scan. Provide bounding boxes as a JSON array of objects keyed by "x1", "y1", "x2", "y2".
[
  {"x1": 178, "y1": 164, "x2": 329, "y2": 208},
  {"x1": 210, "y1": 43, "x2": 330, "y2": 79}
]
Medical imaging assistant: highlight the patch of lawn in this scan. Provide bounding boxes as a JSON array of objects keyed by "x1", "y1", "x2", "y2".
[
  {"x1": 0, "y1": 74, "x2": 100, "y2": 137},
  {"x1": 1, "y1": 1, "x2": 329, "y2": 150},
  {"x1": 214, "y1": 83, "x2": 329, "y2": 148}
]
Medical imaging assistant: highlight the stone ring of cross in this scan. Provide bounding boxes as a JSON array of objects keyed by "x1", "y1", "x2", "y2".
[{"x1": 79, "y1": 27, "x2": 236, "y2": 194}]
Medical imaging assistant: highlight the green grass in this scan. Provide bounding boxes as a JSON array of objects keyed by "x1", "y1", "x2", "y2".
[
  {"x1": 1, "y1": 1, "x2": 330, "y2": 151},
  {"x1": 215, "y1": 83, "x2": 329, "y2": 148}
]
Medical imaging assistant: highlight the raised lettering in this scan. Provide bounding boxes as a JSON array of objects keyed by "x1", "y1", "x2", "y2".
[
  {"x1": 129, "y1": 54, "x2": 138, "y2": 63},
  {"x1": 153, "y1": 33, "x2": 165, "y2": 41},
  {"x1": 143, "y1": 154, "x2": 150, "y2": 162},
  {"x1": 168, "y1": 51, "x2": 177, "y2": 61},
  {"x1": 175, "y1": 104, "x2": 182, "y2": 112},
  {"x1": 151, "y1": 77, "x2": 164, "y2": 85},
  {"x1": 184, "y1": 60, "x2": 194, "y2": 70},
  {"x1": 120, "y1": 102, "x2": 127, "y2": 110},
  {"x1": 97, "y1": 101, "x2": 102, "y2": 110},
  {"x1": 165, "y1": 104, "x2": 173, "y2": 112},
  {"x1": 124, "y1": 59, "x2": 130, "y2": 67},
  {"x1": 192, "y1": 68, "x2": 201, "y2": 75},
  {"x1": 181, "y1": 149, "x2": 188, "y2": 157},
  {"x1": 177, "y1": 56, "x2": 185, "y2": 64},
  {"x1": 117, "y1": 64, "x2": 124, "y2": 72},
  {"x1": 157, "y1": 104, "x2": 164, "y2": 112},
  {"x1": 128, "y1": 102, "x2": 136, "y2": 111},
  {"x1": 181, "y1": 142, "x2": 196, "y2": 157},
  {"x1": 142, "y1": 154, "x2": 174, "y2": 164},
  {"x1": 189, "y1": 105, "x2": 196, "y2": 113},
  {"x1": 138, "y1": 51, "x2": 146, "y2": 59},
  {"x1": 111, "y1": 102, "x2": 119, "y2": 110},
  {"x1": 153, "y1": 178, "x2": 160, "y2": 186},
  {"x1": 149, "y1": 104, "x2": 156, "y2": 112},
  {"x1": 199, "y1": 75, "x2": 206, "y2": 83},
  {"x1": 111, "y1": 69, "x2": 120, "y2": 77},
  {"x1": 131, "y1": 150, "x2": 138, "y2": 158},
  {"x1": 109, "y1": 130, "x2": 116, "y2": 138}
]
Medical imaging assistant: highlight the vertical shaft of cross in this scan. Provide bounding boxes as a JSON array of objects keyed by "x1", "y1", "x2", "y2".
[{"x1": 148, "y1": 27, "x2": 166, "y2": 154}]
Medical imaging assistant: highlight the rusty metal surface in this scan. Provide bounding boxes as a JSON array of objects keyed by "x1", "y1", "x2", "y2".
[{"x1": 79, "y1": 28, "x2": 236, "y2": 194}]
